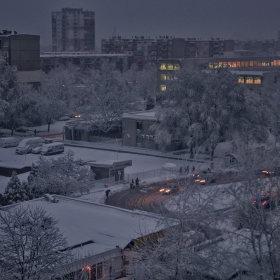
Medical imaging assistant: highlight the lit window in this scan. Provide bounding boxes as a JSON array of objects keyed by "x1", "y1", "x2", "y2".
[
  {"x1": 167, "y1": 63, "x2": 174, "y2": 70},
  {"x1": 246, "y1": 77, "x2": 253, "y2": 84},
  {"x1": 254, "y1": 77, "x2": 262, "y2": 84},
  {"x1": 218, "y1": 62, "x2": 223, "y2": 68},
  {"x1": 173, "y1": 63, "x2": 180, "y2": 70},
  {"x1": 236, "y1": 62, "x2": 241, "y2": 67},
  {"x1": 240, "y1": 62, "x2": 245, "y2": 67},
  {"x1": 160, "y1": 85, "x2": 166, "y2": 91},
  {"x1": 249, "y1": 61, "x2": 253, "y2": 67},
  {"x1": 160, "y1": 74, "x2": 167, "y2": 81},
  {"x1": 238, "y1": 76, "x2": 245, "y2": 83},
  {"x1": 160, "y1": 63, "x2": 167, "y2": 70},
  {"x1": 223, "y1": 62, "x2": 228, "y2": 68},
  {"x1": 209, "y1": 63, "x2": 213, "y2": 69}
]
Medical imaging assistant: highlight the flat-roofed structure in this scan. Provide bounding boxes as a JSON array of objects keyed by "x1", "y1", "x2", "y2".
[
  {"x1": 40, "y1": 52, "x2": 129, "y2": 73},
  {"x1": 1, "y1": 195, "x2": 170, "y2": 279}
]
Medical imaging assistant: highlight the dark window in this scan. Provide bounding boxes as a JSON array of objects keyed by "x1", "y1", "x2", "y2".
[{"x1": 136, "y1": 121, "x2": 142, "y2": 130}]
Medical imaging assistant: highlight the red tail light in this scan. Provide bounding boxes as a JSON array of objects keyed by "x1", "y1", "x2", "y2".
[
  {"x1": 262, "y1": 201, "x2": 267, "y2": 206},
  {"x1": 252, "y1": 200, "x2": 256, "y2": 205}
]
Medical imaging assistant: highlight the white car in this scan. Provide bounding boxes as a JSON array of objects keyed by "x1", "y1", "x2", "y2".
[{"x1": 32, "y1": 146, "x2": 43, "y2": 154}]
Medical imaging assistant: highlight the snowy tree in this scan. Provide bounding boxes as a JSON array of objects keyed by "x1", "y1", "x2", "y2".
[
  {"x1": 0, "y1": 206, "x2": 69, "y2": 279},
  {"x1": 152, "y1": 68, "x2": 268, "y2": 159},
  {"x1": 29, "y1": 151, "x2": 95, "y2": 197},
  {"x1": 125, "y1": 63, "x2": 157, "y2": 110},
  {"x1": 81, "y1": 61, "x2": 137, "y2": 133},
  {"x1": 3, "y1": 171, "x2": 30, "y2": 204},
  {"x1": 0, "y1": 56, "x2": 43, "y2": 132}
]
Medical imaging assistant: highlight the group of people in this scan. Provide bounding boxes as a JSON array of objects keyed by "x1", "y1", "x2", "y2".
[{"x1": 129, "y1": 177, "x2": 140, "y2": 189}]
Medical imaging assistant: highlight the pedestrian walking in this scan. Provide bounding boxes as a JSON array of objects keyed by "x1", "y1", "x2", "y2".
[
  {"x1": 136, "y1": 177, "x2": 140, "y2": 188},
  {"x1": 130, "y1": 179, "x2": 134, "y2": 189},
  {"x1": 192, "y1": 166, "x2": 195, "y2": 172},
  {"x1": 105, "y1": 189, "x2": 111, "y2": 199},
  {"x1": 34, "y1": 129, "x2": 37, "y2": 136},
  {"x1": 185, "y1": 166, "x2": 189, "y2": 174}
]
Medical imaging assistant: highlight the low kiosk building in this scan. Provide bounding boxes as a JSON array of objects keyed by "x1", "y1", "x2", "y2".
[{"x1": 87, "y1": 160, "x2": 132, "y2": 181}]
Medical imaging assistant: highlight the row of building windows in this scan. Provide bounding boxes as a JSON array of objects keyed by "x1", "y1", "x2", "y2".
[
  {"x1": 238, "y1": 76, "x2": 262, "y2": 84},
  {"x1": 159, "y1": 63, "x2": 180, "y2": 70},
  {"x1": 209, "y1": 60, "x2": 280, "y2": 69},
  {"x1": 160, "y1": 76, "x2": 262, "y2": 91}
]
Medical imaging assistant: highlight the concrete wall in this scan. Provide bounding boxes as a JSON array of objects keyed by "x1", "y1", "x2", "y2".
[{"x1": 122, "y1": 118, "x2": 157, "y2": 150}]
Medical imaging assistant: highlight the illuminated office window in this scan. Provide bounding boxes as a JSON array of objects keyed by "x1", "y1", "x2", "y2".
[
  {"x1": 160, "y1": 84, "x2": 166, "y2": 91},
  {"x1": 209, "y1": 63, "x2": 213, "y2": 68},
  {"x1": 167, "y1": 63, "x2": 174, "y2": 70},
  {"x1": 244, "y1": 61, "x2": 249, "y2": 67},
  {"x1": 254, "y1": 77, "x2": 262, "y2": 84},
  {"x1": 257, "y1": 61, "x2": 262, "y2": 66},
  {"x1": 160, "y1": 74, "x2": 167, "y2": 81},
  {"x1": 159, "y1": 63, "x2": 167, "y2": 70},
  {"x1": 223, "y1": 62, "x2": 228, "y2": 68},
  {"x1": 236, "y1": 62, "x2": 241, "y2": 67},
  {"x1": 245, "y1": 77, "x2": 253, "y2": 84},
  {"x1": 238, "y1": 76, "x2": 245, "y2": 83},
  {"x1": 173, "y1": 63, "x2": 180, "y2": 70},
  {"x1": 240, "y1": 61, "x2": 245, "y2": 67},
  {"x1": 249, "y1": 61, "x2": 254, "y2": 67}
]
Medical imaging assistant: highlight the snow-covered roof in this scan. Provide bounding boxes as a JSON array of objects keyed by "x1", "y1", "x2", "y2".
[
  {"x1": 1, "y1": 196, "x2": 168, "y2": 258},
  {"x1": 122, "y1": 111, "x2": 158, "y2": 121}
]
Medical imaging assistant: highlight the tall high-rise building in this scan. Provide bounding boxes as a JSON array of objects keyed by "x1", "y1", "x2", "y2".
[{"x1": 52, "y1": 8, "x2": 95, "y2": 52}]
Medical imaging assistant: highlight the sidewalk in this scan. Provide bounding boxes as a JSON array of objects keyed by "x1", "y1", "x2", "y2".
[{"x1": 64, "y1": 139, "x2": 216, "y2": 163}]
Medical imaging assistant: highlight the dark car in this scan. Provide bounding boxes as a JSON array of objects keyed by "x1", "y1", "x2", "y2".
[
  {"x1": 159, "y1": 185, "x2": 179, "y2": 195},
  {"x1": 252, "y1": 196, "x2": 280, "y2": 210},
  {"x1": 15, "y1": 126, "x2": 29, "y2": 133}
]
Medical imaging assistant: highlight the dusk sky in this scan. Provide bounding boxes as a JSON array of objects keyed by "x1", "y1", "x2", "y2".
[{"x1": 1, "y1": 0, "x2": 280, "y2": 49}]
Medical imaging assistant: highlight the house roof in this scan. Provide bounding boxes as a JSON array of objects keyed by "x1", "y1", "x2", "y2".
[
  {"x1": 122, "y1": 111, "x2": 158, "y2": 121},
  {"x1": 0, "y1": 195, "x2": 168, "y2": 258}
]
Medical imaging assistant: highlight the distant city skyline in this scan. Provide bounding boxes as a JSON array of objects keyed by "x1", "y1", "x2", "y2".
[{"x1": 1, "y1": 0, "x2": 280, "y2": 49}]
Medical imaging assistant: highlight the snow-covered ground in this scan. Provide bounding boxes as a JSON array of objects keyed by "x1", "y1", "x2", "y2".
[{"x1": 0, "y1": 120, "x2": 223, "y2": 205}]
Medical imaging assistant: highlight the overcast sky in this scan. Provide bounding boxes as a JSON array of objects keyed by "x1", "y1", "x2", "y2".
[{"x1": 1, "y1": 0, "x2": 280, "y2": 49}]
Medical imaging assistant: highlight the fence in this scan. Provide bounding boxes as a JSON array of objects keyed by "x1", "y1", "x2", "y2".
[{"x1": 94, "y1": 168, "x2": 181, "y2": 187}]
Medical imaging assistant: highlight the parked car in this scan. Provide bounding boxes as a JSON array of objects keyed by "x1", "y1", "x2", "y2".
[
  {"x1": 15, "y1": 126, "x2": 29, "y2": 133},
  {"x1": 58, "y1": 115, "x2": 70, "y2": 121},
  {"x1": 0, "y1": 137, "x2": 20, "y2": 148},
  {"x1": 16, "y1": 137, "x2": 45, "y2": 154},
  {"x1": 32, "y1": 146, "x2": 43, "y2": 154},
  {"x1": 40, "y1": 142, "x2": 64, "y2": 156},
  {"x1": 159, "y1": 185, "x2": 179, "y2": 195}
]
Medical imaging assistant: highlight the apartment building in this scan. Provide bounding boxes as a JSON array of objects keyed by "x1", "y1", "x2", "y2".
[
  {"x1": 157, "y1": 56, "x2": 280, "y2": 92},
  {"x1": 102, "y1": 36, "x2": 185, "y2": 69},
  {"x1": 0, "y1": 30, "x2": 41, "y2": 87},
  {"x1": 185, "y1": 38, "x2": 234, "y2": 58},
  {"x1": 52, "y1": 8, "x2": 95, "y2": 52},
  {"x1": 102, "y1": 36, "x2": 234, "y2": 69}
]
